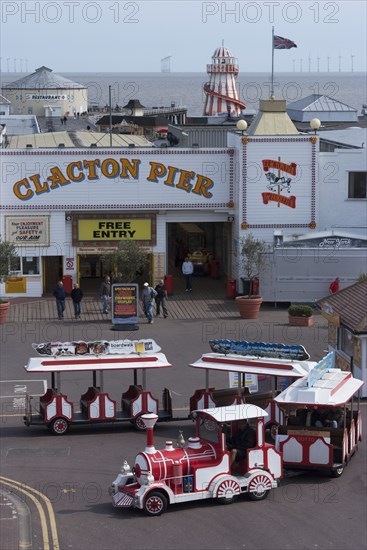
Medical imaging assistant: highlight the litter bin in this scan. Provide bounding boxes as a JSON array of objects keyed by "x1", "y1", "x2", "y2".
[
  {"x1": 252, "y1": 276, "x2": 260, "y2": 295},
  {"x1": 164, "y1": 274, "x2": 174, "y2": 295},
  {"x1": 211, "y1": 260, "x2": 220, "y2": 279},
  {"x1": 226, "y1": 279, "x2": 237, "y2": 298},
  {"x1": 240, "y1": 277, "x2": 251, "y2": 295},
  {"x1": 62, "y1": 274, "x2": 73, "y2": 293}
]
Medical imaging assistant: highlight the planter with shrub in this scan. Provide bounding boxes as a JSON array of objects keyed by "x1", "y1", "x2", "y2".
[
  {"x1": 235, "y1": 233, "x2": 267, "y2": 319},
  {"x1": 288, "y1": 304, "x2": 314, "y2": 327}
]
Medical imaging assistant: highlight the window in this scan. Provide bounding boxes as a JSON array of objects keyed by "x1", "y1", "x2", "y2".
[
  {"x1": 348, "y1": 172, "x2": 367, "y2": 198},
  {"x1": 22, "y1": 256, "x2": 40, "y2": 275},
  {"x1": 11, "y1": 256, "x2": 40, "y2": 275},
  {"x1": 340, "y1": 327, "x2": 354, "y2": 357}
]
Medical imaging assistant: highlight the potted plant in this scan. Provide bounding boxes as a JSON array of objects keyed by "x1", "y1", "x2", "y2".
[
  {"x1": 0, "y1": 236, "x2": 19, "y2": 324},
  {"x1": 100, "y1": 241, "x2": 149, "y2": 283},
  {"x1": 288, "y1": 304, "x2": 314, "y2": 327},
  {"x1": 235, "y1": 233, "x2": 267, "y2": 319}
]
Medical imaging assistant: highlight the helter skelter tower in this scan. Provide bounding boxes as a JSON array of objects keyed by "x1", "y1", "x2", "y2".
[{"x1": 203, "y1": 43, "x2": 246, "y2": 116}]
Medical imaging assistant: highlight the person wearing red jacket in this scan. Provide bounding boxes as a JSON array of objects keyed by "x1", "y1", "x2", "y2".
[{"x1": 329, "y1": 277, "x2": 340, "y2": 294}]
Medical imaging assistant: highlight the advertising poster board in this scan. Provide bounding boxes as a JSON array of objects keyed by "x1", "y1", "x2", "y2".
[{"x1": 112, "y1": 284, "x2": 139, "y2": 330}]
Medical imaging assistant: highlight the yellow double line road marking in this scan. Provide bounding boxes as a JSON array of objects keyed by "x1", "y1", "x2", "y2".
[{"x1": 0, "y1": 476, "x2": 59, "y2": 550}]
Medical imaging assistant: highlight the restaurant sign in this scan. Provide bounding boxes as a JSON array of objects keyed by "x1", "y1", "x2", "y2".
[{"x1": 5, "y1": 216, "x2": 50, "y2": 245}]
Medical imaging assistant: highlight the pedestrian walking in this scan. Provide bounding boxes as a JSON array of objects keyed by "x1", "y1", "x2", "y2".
[
  {"x1": 53, "y1": 280, "x2": 67, "y2": 320},
  {"x1": 100, "y1": 276, "x2": 111, "y2": 314},
  {"x1": 142, "y1": 282, "x2": 157, "y2": 324},
  {"x1": 155, "y1": 279, "x2": 168, "y2": 318},
  {"x1": 329, "y1": 277, "x2": 340, "y2": 294},
  {"x1": 182, "y1": 256, "x2": 194, "y2": 291},
  {"x1": 71, "y1": 283, "x2": 83, "y2": 319}
]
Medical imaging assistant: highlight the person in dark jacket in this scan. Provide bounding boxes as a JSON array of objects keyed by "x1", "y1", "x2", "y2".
[
  {"x1": 154, "y1": 279, "x2": 168, "y2": 318},
  {"x1": 53, "y1": 281, "x2": 67, "y2": 320},
  {"x1": 227, "y1": 419, "x2": 256, "y2": 467},
  {"x1": 71, "y1": 283, "x2": 83, "y2": 319}
]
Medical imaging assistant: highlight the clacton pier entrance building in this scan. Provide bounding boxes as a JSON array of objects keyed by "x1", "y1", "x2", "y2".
[{"x1": 1, "y1": 98, "x2": 366, "y2": 301}]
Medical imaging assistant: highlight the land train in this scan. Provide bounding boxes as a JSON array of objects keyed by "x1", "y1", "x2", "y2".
[{"x1": 111, "y1": 404, "x2": 282, "y2": 515}]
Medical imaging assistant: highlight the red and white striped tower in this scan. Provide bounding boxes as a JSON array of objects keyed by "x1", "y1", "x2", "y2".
[{"x1": 203, "y1": 43, "x2": 246, "y2": 116}]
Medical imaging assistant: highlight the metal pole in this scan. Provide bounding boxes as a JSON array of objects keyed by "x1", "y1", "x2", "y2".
[
  {"x1": 109, "y1": 85, "x2": 112, "y2": 147},
  {"x1": 271, "y1": 27, "x2": 275, "y2": 97}
]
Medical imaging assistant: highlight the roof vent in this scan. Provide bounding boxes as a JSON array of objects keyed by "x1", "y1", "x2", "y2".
[{"x1": 26, "y1": 144, "x2": 33, "y2": 148}]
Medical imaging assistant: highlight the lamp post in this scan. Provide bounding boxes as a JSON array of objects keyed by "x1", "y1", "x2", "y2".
[
  {"x1": 310, "y1": 118, "x2": 321, "y2": 135},
  {"x1": 236, "y1": 119, "x2": 248, "y2": 135}
]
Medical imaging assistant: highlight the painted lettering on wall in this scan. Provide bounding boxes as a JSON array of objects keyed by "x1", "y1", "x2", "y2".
[{"x1": 12, "y1": 158, "x2": 214, "y2": 201}]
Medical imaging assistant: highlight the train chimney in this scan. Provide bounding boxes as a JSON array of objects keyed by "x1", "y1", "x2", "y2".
[{"x1": 141, "y1": 413, "x2": 158, "y2": 453}]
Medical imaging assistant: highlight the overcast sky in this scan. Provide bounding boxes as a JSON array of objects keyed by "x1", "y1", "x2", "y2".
[{"x1": 1, "y1": 1, "x2": 366, "y2": 73}]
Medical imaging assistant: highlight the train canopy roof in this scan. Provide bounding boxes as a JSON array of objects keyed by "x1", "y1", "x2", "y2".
[
  {"x1": 274, "y1": 369, "x2": 364, "y2": 406},
  {"x1": 195, "y1": 403, "x2": 268, "y2": 422},
  {"x1": 190, "y1": 353, "x2": 314, "y2": 378},
  {"x1": 24, "y1": 353, "x2": 172, "y2": 373}
]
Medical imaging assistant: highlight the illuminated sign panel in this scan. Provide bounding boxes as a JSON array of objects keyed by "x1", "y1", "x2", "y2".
[
  {"x1": 112, "y1": 284, "x2": 139, "y2": 326},
  {"x1": 78, "y1": 219, "x2": 151, "y2": 241}
]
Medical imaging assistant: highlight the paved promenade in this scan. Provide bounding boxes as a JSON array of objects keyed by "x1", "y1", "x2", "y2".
[{"x1": 1, "y1": 278, "x2": 329, "y2": 549}]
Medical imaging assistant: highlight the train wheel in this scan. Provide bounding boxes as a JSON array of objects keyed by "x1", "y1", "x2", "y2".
[
  {"x1": 330, "y1": 466, "x2": 344, "y2": 478},
  {"x1": 144, "y1": 491, "x2": 167, "y2": 516},
  {"x1": 247, "y1": 475, "x2": 272, "y2": 501},
  {"x1": 49, "y1": 417, "x2": 69, "y2": 435},
  {"x1": 216, "y1": 478, "x2": 240, "y2": 504},
  {"x1": 132, "y1": 416, "x2": 147, "y2": 431}
]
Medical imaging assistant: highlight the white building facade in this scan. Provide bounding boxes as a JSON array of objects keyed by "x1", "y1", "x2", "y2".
[{"x1": 1, "y1": 120, "x2": 366, "y2": 300}]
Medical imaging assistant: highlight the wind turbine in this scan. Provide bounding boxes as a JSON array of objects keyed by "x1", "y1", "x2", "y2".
[
  {"x1": 351, "y1": 54, "x2": 355, "y2": 72},
  {"x1": 6, "y1": 58, "x2": 10, "y2": 72}
]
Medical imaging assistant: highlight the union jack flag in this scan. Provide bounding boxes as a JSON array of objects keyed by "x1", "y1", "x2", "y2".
[{"x1": 273, "y1": 35, "x2": 297, "y2": 49}]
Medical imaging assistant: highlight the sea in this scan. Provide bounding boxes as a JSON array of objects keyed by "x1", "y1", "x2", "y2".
[{"x1": 1, "y1": 71, "x2": 366, "y2": 116}]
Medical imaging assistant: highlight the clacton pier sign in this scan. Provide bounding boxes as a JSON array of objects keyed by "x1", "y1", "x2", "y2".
[{"x1": 12, "y1": 157, "x2": 216, "y2": 202}]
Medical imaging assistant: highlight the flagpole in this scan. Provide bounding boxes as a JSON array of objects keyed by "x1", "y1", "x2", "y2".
[{"x1": 271, "y1": 26, "x2": 274, "y2": 98}]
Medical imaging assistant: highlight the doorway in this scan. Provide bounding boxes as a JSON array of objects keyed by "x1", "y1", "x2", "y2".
[
  {"x1": 43, "y1": 256, "x2": 62, "y2": 294},
  {"x1": 166, "y1": 222, "x2": 231, "y2": 278}
]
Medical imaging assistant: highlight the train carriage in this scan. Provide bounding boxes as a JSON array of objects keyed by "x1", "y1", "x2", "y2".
[
  {"x1": 274, "y1": 352, "x2": 364, "y2": 477},
  {"x1": 189, "y1": 341, "x2": 315, "y2": 439},
  {"x1": 23, "y1": 339, "x2": 177, "y2": 434}
]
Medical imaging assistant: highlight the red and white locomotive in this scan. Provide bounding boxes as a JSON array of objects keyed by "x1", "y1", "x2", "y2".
[{"x1": 111, "y1": 404, "x2": 283, "y2": 515}]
